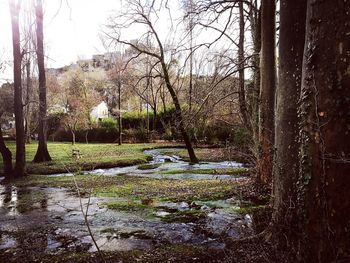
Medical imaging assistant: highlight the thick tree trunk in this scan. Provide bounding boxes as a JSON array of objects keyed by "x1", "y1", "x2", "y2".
[
  {"x1": 272, "y1": 0, "x2": 306, "y2": 249},
  {"x1": 10, "y1": 0, "x2": 26, "y2": 177},
  {"x1": 257, "y1": 0, "x2": 275, "y2": 184},
  {"x1": 0, "y1": 128, "x2": 13, "y2": 179},
  {"x1": 238, "y1": 1, "x2": 251, "y2": 133},
  {"x1": 33, "y1": 0, "x2": 52, "y2": 163},
  {"x1": 161, "y1": 61, "x2": 198, "y2": 163},
  {"x1": 296, "y1": 0, "x2": 350, "y2": 261}
]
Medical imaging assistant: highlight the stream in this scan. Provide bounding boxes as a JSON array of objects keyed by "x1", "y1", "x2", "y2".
[{"x1": 0, "y1": 148, "x2": 266, "y2": 258}]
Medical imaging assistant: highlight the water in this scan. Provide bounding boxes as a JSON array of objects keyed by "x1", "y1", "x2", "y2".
[
  {"x1": 0, "y1": 148, "x2": 265, "y2": 255},
  {"x1": 48, "y1": 148, "x2": 245, "y2": 180}
]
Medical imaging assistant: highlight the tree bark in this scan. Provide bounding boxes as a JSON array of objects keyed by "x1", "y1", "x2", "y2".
[
  {"x1": 272, "y1": 0, "x2": 306, "y2": 250},
  {"x1": 0, "y1": 127, "x2": 13, "y2": 179},
  {"x1": 238, "y1": 1, "x2": 251, "y2": 133},
  {"x1": 161, "y1": 60, "x2": 198, "y2": 163},
  {"x1": 248, "y1": 0, "x2": 261, "y2": 151},
  {"x1": 71, "y1": 131, "x2": 76, "y2": 145},
  {"x1": 10, "y1": 0, "x2": 26, "y2": 177},
  {"x1": 33, "y1": 0, "x2": 52, "y2": 163},
  {"x1": 25, "y1": 61, "x2": 32, "y2": 144},
  {"x1": 257, "y1": 0, "x2": 275, "y2": 184},
  {"x1": 118, "y1": 79, "x2": 122, "y2": 145},
  {"x1": 85, "y1": 130, "x2": 89, "y2": 144},
  {"x1": 296, "y1": 0, "x2": 350, "y2": 261}
]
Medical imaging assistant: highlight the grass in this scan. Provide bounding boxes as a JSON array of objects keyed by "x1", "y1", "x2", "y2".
[
  {"x1": 105, "y1": 200, "x2": 149, "y2": 212},
  {"x1": 160, "y1": 168, "x2": 249, "y2": 175},
  {"x1": 158, "y1": 210, "x2": 208, "y2": 223},
  {"x1": 13, "y1": 173, "x2": 239, "y2": 203},
  {"x1": 137, "y1": 163, "x2": 162, "y2": 170},
  {"x1": 0, "y1": 141, "x2": 169, "y2": 175}
]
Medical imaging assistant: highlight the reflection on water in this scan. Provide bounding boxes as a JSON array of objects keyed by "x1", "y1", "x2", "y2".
[
  {"x1": 0, "y1": 186, "x2": 48, "y2": 216},
  {"x1": 0, "y1": 185, "x2": 19, "y2": 216}
]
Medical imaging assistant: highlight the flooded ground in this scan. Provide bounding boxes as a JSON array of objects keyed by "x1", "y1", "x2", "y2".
[{"x1": 0, "y1": 148, "x2": 268, "y2": 262}]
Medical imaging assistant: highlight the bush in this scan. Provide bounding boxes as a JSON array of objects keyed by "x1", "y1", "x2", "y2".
[{"x1": 48, "y1": 108, "x2": 251, "y2": 146}]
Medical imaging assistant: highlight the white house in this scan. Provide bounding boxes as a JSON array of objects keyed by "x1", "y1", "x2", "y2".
[{"x1": 90, "y1": 101, "x2": 109, "y2": 121}]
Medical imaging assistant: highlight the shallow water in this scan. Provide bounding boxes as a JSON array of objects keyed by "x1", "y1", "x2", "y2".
[
  {"x1": 0, "y1": 185, "x2": 260, "y2": 253},
  {"x1": 48, "y1": 148, "x2": 244, "y2": 180},
  {"x1": 0, "y1": 148, "x2": 262, "y2": 256}
]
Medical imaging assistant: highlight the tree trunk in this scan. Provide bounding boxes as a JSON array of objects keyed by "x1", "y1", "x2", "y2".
[
  {"x1": 85, "y1": 130, "x2": 89, "y2": 144},
  {"x1": 257, "y1": 0, "x2": 275, "y2": 184},
  {"x1": 296, "y1": 0, "x2": 350, "y2": 261},
  {"x1": 0, "y1": 128, "x2": 13, "y2": 179},
  {"x1": 71, "y1": 131, "x2": 76, "y2": 145},
  {"x1": 238, "y1": 1, "x2": 251, "y2": 133},
  {"x1": 118, "y1": 79, "x2": 122, "y2": 145},
  {"x1": 10, "y1": 0, "x2": 26, "y2": 177},
  {"x1": 248, "y1": 0, "x2": 261, "y2": 151},
  {"x1": 187, "y1": 0, "x2": 195, "y2": 113},
  {"x1": 161, "y1": 61, "x2": 198, "y2": 163},
  {"x1": 272, "y1": 0, "x2": 306, "y2": 249},
  {"x1": 25, "y1": 61, "x2": 32, "y2": 144},
  {"x1": 153, "y1": 106, "x2": 157, "y2": 131},
  {"x1": 33, "y1": 0, "x2": 52, "y2": 163}
]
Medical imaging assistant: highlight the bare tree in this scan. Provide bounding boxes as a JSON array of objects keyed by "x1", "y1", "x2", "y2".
[
  {"x1": 33, "y1": 0, "x2": 52, "y2": 162},
  {"x1": 0, "y1": 84, "x2": 14, "y2": 179},
  {"x1": 105, "y1": 0, "x2": 198, "y2": 163},
  {"x1": 257, "y1": 0, "x2": 275, "y2": 184},
  {"x1": 272, "y1": 0, "x2": 306, "y2": 250},
  {"x1": 237, "y1": 0, "x2": 251, "y2": 132},
  {"x1": 9, "y1": 0, "x2": 26, "y2": 177}
]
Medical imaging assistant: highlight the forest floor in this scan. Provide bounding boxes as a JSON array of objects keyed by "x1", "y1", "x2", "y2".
[{"x1": 0, "y1": 143, "x2": 280, "y2": 262}]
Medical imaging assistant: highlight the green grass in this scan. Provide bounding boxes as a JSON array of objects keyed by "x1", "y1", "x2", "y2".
[
  {"x1": 159, "y1": 210, "x2": 207, "y2": 223},
  {"x1": 13, "y1": 173, "x2": 239, "y2": 203},
  {"x1": 0, "y1": 141, "x2": 168, "y2": 175},
  {"x1": 137, "y1": 163, "x2": 162, "y2": 170},
  {"x1": 160, "y1": 168, "x2": 249, "y2": 175}
]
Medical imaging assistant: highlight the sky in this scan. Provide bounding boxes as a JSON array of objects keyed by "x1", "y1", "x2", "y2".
[
  {"x1": 0, "y1": 0, "x2": 241, "y2": 83},
  {"x1": 0, "y1": 0, "x2": 123, "y2": 82}
]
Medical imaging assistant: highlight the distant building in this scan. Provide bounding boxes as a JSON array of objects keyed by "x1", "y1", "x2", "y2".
[
  {"x1": 90, "y1": 102, "x2": 109, "y2": 121},
  {"x1": 1, "y1": 113, "x2": 16, "y2": 135}
]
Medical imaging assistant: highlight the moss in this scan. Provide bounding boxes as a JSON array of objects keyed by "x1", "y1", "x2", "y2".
[
  {"x1": 159, "y1": 210, "x2": 207, "y2": 223},
  {"x1": 160, "y1": 168, "x2": 249, "y2": 175},
  {"x1": 230, "y1": 205, "x2": 268, "y2": 214},
  {"x1": 13, "y1": 174, "x2": 239, "y2": 204},
  {"x1": 105, "y1": 200, "x2": 149, "y2": 211},
  {"x1": 137, "y1": 163, "x2": 161, "y2": 170}
]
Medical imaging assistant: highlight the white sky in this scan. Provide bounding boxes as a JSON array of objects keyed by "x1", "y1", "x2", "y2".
[
  {"x1": 0, "y1": 0, "x2": 123, "y2": 82},
  {"x1": 0, "y1": 0, "x2": 243, "y2": 83}
]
